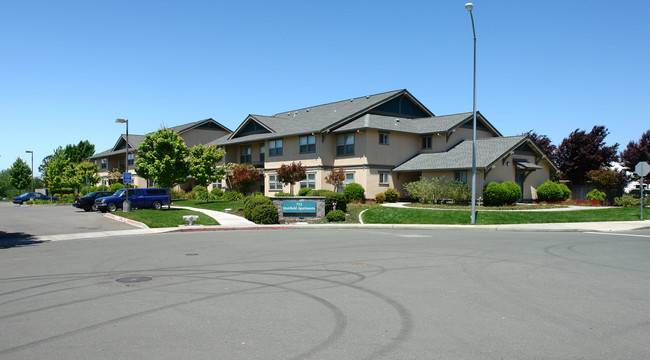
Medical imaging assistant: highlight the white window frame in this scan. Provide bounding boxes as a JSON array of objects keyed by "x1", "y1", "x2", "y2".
[
  {"x1": 344, "y1": 172, "x2": 355, "y2": 187},
  {"x1": 300, "y1": 173, "x2": 316, "y2": 189},
  {"x1": 454, "y1": 171, "x2": 468, "y2": 184},
  {"x1": 268, "y1": 174, "x2": 282, "y2": 191},
  {"x1": 336, "y1": 133, "x2": 355, "y2": 156},
  {"x1": 379, "y1": 132, "x2": 389, "y2": 145},
  {"x1": 299, "y1": 135, "x2": 316, "y2": 153},
  {"x1": 379, "y1": 172, "x2": 390, "y2": 185},
  {"x1": 269, "y1": 139, "x2": 283, "y2": 156},
  {"x1": 101, "y1": 158, "x2": 107, "y2": 169}
]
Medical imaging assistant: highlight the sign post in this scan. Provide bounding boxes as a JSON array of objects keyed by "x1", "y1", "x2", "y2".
[
  {"x1": 635, "y1": 162, "x2": 650, "y2": 220},
  {"x1": 123, "y1": 172, "x2": 132, "y2": 213}
]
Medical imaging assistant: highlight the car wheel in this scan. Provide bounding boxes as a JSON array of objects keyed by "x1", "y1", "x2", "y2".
[
  {"x1": 83, "y1": 207, "x2": 92, "y2": 212},
  {"x1": 107, "y1": 203, "x2": 118, "y2": 212},
  {"x1": 151, "y1": 201, "x2": 162, "y2": 210},
  {"x1": 91, "y1": 204, "x2": 98, "y2": 211}
]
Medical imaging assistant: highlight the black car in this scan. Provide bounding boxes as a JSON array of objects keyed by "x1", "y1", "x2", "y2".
[
  {"x1": 72, "y1": 191, "x2": 114, "y2": 212},
  {"x1": 12, "y1": 192, "x2": 57, "y2": 205}
]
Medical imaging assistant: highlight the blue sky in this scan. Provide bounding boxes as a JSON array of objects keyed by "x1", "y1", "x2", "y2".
[{"x1": 1, "y1": 1, "x2": 648, "y2": 175}]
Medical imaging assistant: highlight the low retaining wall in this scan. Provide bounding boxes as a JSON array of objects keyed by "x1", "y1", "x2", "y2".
[{"x1": 271, "y1": 196, "x2": 325, "y2": 221}]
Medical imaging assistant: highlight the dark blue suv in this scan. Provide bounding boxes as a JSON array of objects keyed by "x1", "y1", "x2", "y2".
[{"x1": 95, "y1": 188, "x2": 170, "y2": 212}]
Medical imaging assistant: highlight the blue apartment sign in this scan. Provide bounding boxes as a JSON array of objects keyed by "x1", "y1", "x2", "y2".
[
  {"x1": 123, "y1": 172, "x2": 132, "y2": 184},
  {"x1": 282, "y1": 200, "x2": 317, "y2": 215}
]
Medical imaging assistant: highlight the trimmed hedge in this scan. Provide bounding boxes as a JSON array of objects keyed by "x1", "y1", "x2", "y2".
[
  {"x1": 311, "y1": 189, "x2": 347, "y2": 213},
  {"x1": 483, "y1": 181, "x2": 521, "y2": 206},
  {"x1": 344, "y1": 183, "x2": 365, "y2": 202},
  {"x1": 250, "y1": 204, "x2": 279, "y2": 224},
  {"x1": 326, "y1": 210, "x2": 346, "y2": 222},
  {"x1": 384, "y1": 188, "x2": 400, "y2": 202},
  {"x1": 298, "y1": 187, "x2": 313, "y2": 196},
  {"x1": 243, "y1": 195, "x2": 273, "y2": 221},
  {"x1": 221, "y1": 191, "x2": 244, "y2": 201},
  {"x1": 110, "y1": 183, "x2": 125, "y2": 192},
  {"x1": 537, "y1": 181, "x2": 571, "y2": 202},
  {"x1": 375, "y1": 192, "x2": 386, "y2": 203}
]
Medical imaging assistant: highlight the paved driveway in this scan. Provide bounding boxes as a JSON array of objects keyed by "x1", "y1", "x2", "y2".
[
  {"x1": 0, "y1": 229, "x2": 648, "y2": 359},
  {"x1": 0, "y1": 201, "x2": 137, "y2": 241}
]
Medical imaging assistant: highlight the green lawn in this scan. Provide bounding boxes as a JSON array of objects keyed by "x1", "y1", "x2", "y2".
[
  {"x1": 172, "y1": 199, "x2": 244, "y2": 214},
  {"x1": 117, "y1": 208, "x2": 219, "y2": 228},
  {"x1": 362, "y1": 206, "x2": 649, "y2": 225}
]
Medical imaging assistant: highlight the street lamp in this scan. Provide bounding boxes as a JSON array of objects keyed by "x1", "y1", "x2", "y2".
[
  {"x1": 466, "y1": 2, "x2": 477, "y2": 224},
  {"x1": 115, "y1": 118, "x2": 131, "y2": 212},
  {"x1": 25, "y1": 150, "x2": 34, "y2": 197}
]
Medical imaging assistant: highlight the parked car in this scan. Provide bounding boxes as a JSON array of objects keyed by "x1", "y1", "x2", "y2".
[
  {"x1": 72, "y1": 191, "x2": 114, "y2": 212},
  {"x1": 12, "y1": 192, "x2": 58, "y2": 205},
  {"x1": 95, "y1": 188, "x2": 170, "y2": 213}
]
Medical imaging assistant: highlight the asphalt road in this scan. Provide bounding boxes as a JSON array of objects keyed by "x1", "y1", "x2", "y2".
[
  {"x1": 0, "y1": 201, "x2": 136, "y2": 241},
  {"x1": 1, "y1": 228, "x2": 649, "y2": 359}
]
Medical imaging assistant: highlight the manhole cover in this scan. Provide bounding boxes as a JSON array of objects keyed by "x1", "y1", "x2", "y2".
[{"x1": 116, "y1": 276, "x2": 152, "y2": 283}]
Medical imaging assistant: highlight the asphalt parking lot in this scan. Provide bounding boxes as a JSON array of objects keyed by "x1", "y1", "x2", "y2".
[
  {"x1": 0, "y1": 201, "x2": 136, "y2": 241},
  {"x1": 0, "y1": 228, "x2": 648, "y2": 359}
]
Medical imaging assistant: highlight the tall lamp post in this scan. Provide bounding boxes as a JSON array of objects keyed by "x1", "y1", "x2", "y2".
[
  {"x1": 25, "y1": 150, "x2": 34, "y2": 197},
  {"x1": 115, "y1": 118, "x2": 131, "y2": 212},
  {"x1": 466, "y1": 2, "x2": 477, "y2": 224}
]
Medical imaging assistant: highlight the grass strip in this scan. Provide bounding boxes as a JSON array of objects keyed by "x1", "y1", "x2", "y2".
[
  {"x1": 362, "y1": 207, "x2": 649, "y2": 225},
  {"x1": 172, "y1": 199, "x2": 244, "y2": 213},
  {"x1": 117, "y1": 208, "x2": 219, "y2": 228}
]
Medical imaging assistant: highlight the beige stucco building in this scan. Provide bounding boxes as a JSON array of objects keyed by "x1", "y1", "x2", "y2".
[{"x1": 210, "y1": 89, "x2": 558, "y2": 201}]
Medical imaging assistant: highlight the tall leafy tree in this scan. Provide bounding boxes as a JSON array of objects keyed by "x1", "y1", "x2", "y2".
[
  {"x1": 8, "y1": 158, "x2": 32, "y2": 192},
  {"x1": 0, "y1": 169, "x2": 20, "y2": 198},
  {"x1": 620, "y1": 130, "x2": 650, "y2": 171},
  {"x1": 556, "y1": 126, "x2": 618, "y2": 184},
  {"x1": 230, "y1": 164, "x2": 262, "y2": 194},
  {"x1": 276, "y1": 162, "x2": 306, "y2": 195},
  {"x1": 45, "y1": 147, "x2": 70, "y2": 193},
  {"x1": 64, "y1": 140, "x2": 95, "y2": 163},
  {"x1": 527, "y1": 130, "x2": 557, "y2": 162},
  {"x1": 325, "y1": 167, "x2": 346, "y2": 191},
  {"x1": 135, "y1": 128, "x2": 189, "y2": 206},
  {"x1": 64, "y1": 161, "x2": 101, "y2": 193},
  {"x1": 188, "y1": 144, "x2": 226, "y2": 202}
]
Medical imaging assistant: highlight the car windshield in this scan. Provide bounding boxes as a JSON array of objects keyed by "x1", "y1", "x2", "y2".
[
  {"x1": 19, "y1": 192, "x2": 32, "y2": 197},
  {"x1": 82, "y1": 192, "x2": 98, "y2": 198},
  {"x1": 114, "y1": 189, "x2": 126, "y2": 197}
]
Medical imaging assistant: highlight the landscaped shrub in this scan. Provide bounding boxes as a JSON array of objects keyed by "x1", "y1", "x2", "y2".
[
  {"x1": 170, "y1": 189, "x2": 186, "y2": 199},
  {"x1": 442, "y1": 180, "x2": 471, "y2": 204},
  {"x1": 326, "y1": 209, "x2": 346, "y2": 222},
  {"x1": 586, "y1": 189, "x2": 606, "y2": 202},
  {"x1": 375, "y1": 192, "x2": 386, "y2": 204},
  {"x1": 210, "y1": 187, "x2": 223, "y2": 199},
  {"x1": 192, "y1": 185, "x2": 208, "y2": 201},
  {"x1": 537, "y1": 181, "x2": 569, "y2": 202},
  {"x1": 614, "y1": 194, "x2": 649, "y2": 207},
  {"x1": 274, "y1": 192, "x2": 293, "y2": 197},
  {"x1": 344, "y1": 183, "x2": 365, "y2": 202},
  {"x1": 502, "y1": 181, "x2": 522, "y2": 205},
  {"x1": 311, "y1": 189, "x2": 347, "y2": 213},
  {"x1": 250, "y1": 204, "x2": 279, "y2": 224},
  {"x1": 110, "y1": 183, "x2": 125, "y2": 192},
  {"x1": 483, "y1": 182, "x2": 506, "y2": 206},
  {"x1": 384, "y1": 188, "x2": 400, "y2": 202},
  {"x1": 404, "y1": 177, "x2": 443, "y2": 204},
  {"x1": 298, "y1": 187, "x2": 313, "y2": 196},
  {"x1": 243, "y1": 195, "x2": 273, "y2": 221},
  {"x1": 221, "y1": 191, "x2": 244, "y2": 201}
]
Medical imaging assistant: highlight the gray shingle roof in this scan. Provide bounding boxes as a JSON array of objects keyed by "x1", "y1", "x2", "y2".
[
  {"x1": 215, "y1": 89, "x2": 419, "y2": 146},
  {"x1": 393, "y1": 135, "x2": 529, "y2": 172},
  {"x1": 333, "y1": 112, "x2": 474, "y2": 134}
]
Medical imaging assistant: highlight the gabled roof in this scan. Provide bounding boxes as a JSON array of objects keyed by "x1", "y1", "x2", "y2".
[
  {"x1": 393, "y1": 135, "x2": 556, "y2": 172},
  {"x1": 216, "y1": 89, "x2": 434, "y2": 146},
  {"x1": 89, "y1": 118, "x2": 230, "y2": 160},
  {"x1": 332, "y1": 111, "x2": 502, "y2": 136}
]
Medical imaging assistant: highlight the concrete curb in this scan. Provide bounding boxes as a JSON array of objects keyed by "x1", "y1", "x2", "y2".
[{"x1": 103, "y1": 213, "x2": 149, "y2": 229}]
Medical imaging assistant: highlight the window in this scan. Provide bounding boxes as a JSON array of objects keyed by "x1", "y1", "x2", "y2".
[
  {"x1": 269, "y1": 174, "x2": 282, "y2": 191},
  {"x1": 421, "y1": 136, "x2": 432, "y2": 149},
  {"x1": 269, "y1": 139, "x2": 283, "y2": 156},
  {"x1": 127, "y1": 153, "x2": 135, "y2": 165},
  {"x1": 379, "y1": 172, "x2": 390, "y2": 185},
  {"x1": 379, "y1": 132, "x2": 389, "y2": 145},
  {"x1": 101, "y1": 158, "x2": 107, "y2": 169},
  {"x1": 300, "y1": 173, "x2": 316, "y2": 189},
  {"x1": 454, "y1": 171, "x2": 467, "y2": 184},
  {"x1": 211, "y1": 180, "x2": 223, "y2": 190},
  {"x1": 344, "y1": 172, "x2": 354, "y2": 186},
  {"x1": 259, "y1": 143, "x2": 265, "y2": 162},
  {"x1": 336, "y1": 134, "x2": 355, "y2": 156},
  {"x1": 240, "y1": 145, "x2": 251, "y2": 163},
  {"x1": 300, "y1": 135, "x2": 316, "y2": 153}
]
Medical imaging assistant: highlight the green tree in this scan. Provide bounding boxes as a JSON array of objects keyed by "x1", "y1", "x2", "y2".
[
  {"x1": 135, "y1": 128, "x2": 190, "y2": 206},
  {"x1": 65, "y1": 161, "x2": 101, "y2": 193},
  {"x1": 8, "y1": 157, "x2": 32, "y2": 192},
  {"x1": 188, "y1": 144, "x2": 226, "y2": 202},
  {"x1": 45, "y1": 147, "x2": 70, "y2": 193},
  {"x1": 64, "y1": 140, "x2": 95, "y2": 163}
]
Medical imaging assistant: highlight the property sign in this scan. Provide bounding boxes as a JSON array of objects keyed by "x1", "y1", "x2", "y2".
[
  {"x1": 123, "y1": 172, "x2": 132, "y2": 184},
  {"x1": 282, "y1": 200, "x2": 317, "y2": 215}
]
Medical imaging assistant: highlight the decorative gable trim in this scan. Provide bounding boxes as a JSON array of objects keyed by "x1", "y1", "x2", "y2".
[{"x1": 229, "y1": 115, "x2": 274, "y2": 140}]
